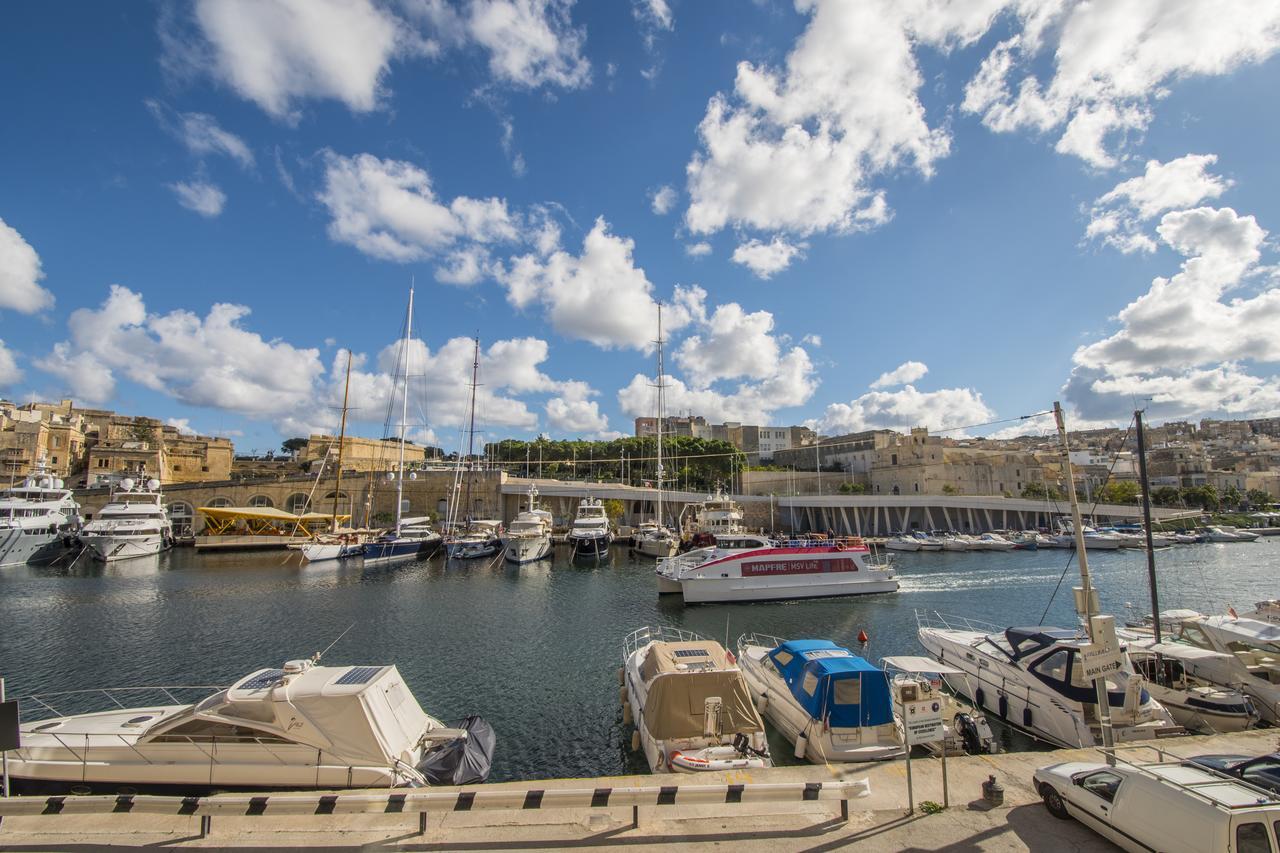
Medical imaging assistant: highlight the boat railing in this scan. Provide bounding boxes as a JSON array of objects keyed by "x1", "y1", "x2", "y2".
[
  {"x1": 735, "y1": 631, "x2": 786, "y2": 654},
  {"x1": 16, "y1": 685, "x2": 223, "y2": 724},
  {"x1": 914, "y1": 609, "x2": 1004, "y2": 636},
  {"x1": 655, "y1": 550, "x2": 712, "y2": 575},
  {"x1": 623, "y1": 625, "x2": 708, "y2": 660}
]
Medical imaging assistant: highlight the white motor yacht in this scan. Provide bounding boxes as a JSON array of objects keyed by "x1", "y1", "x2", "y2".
[
  {"x1": 503, "y1": 486, "x2": 553, "y2": 564},
  {"x1": 0, "y1": 464, "x2": 81, "y2": 568},
  {"x1": 621, "y1": 626, "x2": 771, "y2": 773},
  {"x1": 9, "y1": 658, "x2": 494, "y2": 791},
  {"x1": 910, "y1": 532, "x2": 944, "y2": 551},
  {"x1": 567, "y1": 497, "x2": 612, "y2": 558},
  {"x1": 682, "y1": 488, "x2": 745, "y2": 547},
  {"x1": 1148, "y1": 612, "x2": 1280, "y2": 723},
  {"x1": 916, "y1": 612, "x2": 1181, "y2": 749},
  {"x1": 736, "y1": 633, "x2": 903, "y2": 763},
  {"x1": 882, "y1": 656, "x2": 999, "y2": 756},
  {"x1": 79, "y1": 477, "x2": 173, "y2": 562},
  {"x1": 445, "y1": 519, "x2": 502, "y2": 560},
  {"x1": 633, "y1": 520, "x2": 679, "y2": 558},
  {"x1": 976, "y1": 533, "x2": 1016, "y2": 551},
  {"x1": 884, "y1": 535, "x2": 921, "y2": 552},
  {"x1": 940, "y1": 535, "x2": 970, "y2": 552},
  {"x1": 1205, "y1": 525, "x2": 1260, "y2": 542},
  {"x1": 1052, "y1": 526, "x2": 1122, "y2": 550},
  {"x1": 656, "y1": 532, "x2": 898, "y2": 603},
  {"x1": 1123, "y1": 640, "x2": 1260, "y2": 733}
]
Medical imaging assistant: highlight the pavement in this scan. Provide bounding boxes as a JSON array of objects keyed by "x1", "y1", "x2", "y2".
[{"x1": 2, "y1": 729, "x2": 1278, "y2": 851}]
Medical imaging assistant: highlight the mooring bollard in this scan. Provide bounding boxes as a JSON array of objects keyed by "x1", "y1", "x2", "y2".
[
  {"x1": 419, "y1": 812, "x2": 427, "y2": 835},
  {"x1": 981, "y1": 775, "x2": 1004, "y2": 807},
  {"x1": 199, "y1": 815, "x2": 211, "y2": 838}
]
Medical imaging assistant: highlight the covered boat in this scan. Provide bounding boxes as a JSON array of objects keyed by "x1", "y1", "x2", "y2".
[
  {"x1": 9, "y1": 659, "x2": 492, "y2": 792},
  {"x1": 738, "y1": 635, "x2": 902, "y2": 762},
  {"x1": 622, "y1": 626, "x2": 770, "y2": 773}
]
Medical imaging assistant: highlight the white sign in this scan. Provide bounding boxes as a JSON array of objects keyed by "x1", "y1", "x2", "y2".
[
  {"x1": 1080, "y1": 615, "x2": 1124, "y2": 681},
  {"x1": 903, "y1": 698, "x2": 945, "y2": 744}
]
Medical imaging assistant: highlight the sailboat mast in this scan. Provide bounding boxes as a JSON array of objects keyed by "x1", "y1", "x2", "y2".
[
  {"x1": 655, "y1": 303, "x2": 665, "y2": 528},
  {"x1": 1135, "y1": 409, "x2": 1161, "y2": 645},
  {"x1": 1053, "y1": 400, "x2": 1115, "y2": 754},
  {"x1": 463, "y1": 336, "x2": 480, "y2": 521},
  {"x1": 331, "y1": 351, "x2": 352, "y2": 532},
  {"x1": 394, "y1": 286, "x2": 414, "y2": 534}
]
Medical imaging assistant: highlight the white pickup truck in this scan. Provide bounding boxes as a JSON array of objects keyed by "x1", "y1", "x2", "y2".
[{"x1": 1034, "y1": 759, "x2": 1280, "y2": 853}]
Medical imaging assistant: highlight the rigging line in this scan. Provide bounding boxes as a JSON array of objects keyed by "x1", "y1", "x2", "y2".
[{"x1": 1039, "y1": 414, "x2": 1137, "y2": 625}]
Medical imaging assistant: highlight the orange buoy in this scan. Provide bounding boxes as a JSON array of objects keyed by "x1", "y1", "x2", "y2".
[{"x1": 857, "y1": 629, "x2": 869, "y2": 645}]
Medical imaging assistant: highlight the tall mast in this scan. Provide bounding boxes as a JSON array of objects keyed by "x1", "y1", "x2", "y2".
[
  {"x1": 654, "y1": 303, "x2": 665, "y2": 528},
  {"x1": 394, "y1": 285, "x2": 414, "y2": 534},
  {"x1": 331, "y1": 351, "x2": 353, "y2": 532},
  {"x1": 1135, "y1": 409, "x2": 1161, "y2": 646},
  {"x1": 1053, "y1": 401, "x2": 1115, "y2": 755},
  {"x1": 463, "y1": 336, "x2": 480, "y2": 522}
]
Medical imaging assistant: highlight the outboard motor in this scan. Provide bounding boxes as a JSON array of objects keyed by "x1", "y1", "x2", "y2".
[
  {"x1": 417, "y1": 717, "x2": 496, "y2": 785},
  {"x1": 953, "y1": 713, "x2": 983, "y2": 755}
]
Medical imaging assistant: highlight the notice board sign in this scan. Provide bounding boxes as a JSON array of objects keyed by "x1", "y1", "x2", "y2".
[
  {"x1": 903, "y1": 698, "x2": 944, "y2": 745},
  {"x1": 0, "y1": 699, "x2": 18, "y2": 751}
]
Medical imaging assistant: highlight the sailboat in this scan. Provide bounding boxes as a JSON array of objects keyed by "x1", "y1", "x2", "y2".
[
  {"x1": 300, "y1": 352, "x2": 361, "y2": 562},
  {"x1": 445, "y1": 337, "x2": 503, "y2": 560},
  {"x1": 633, "y1": 303, "x2": 679, "y2": 559},
  {"x1": 364, "y1": 286, "x2": 443, "y2": 566}
]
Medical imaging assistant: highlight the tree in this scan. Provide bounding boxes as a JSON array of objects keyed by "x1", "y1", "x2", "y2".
[
  {"x1": 1181, "y1": 484, "x2": 1219, "y2": 512},
  {"x1": 1098, "y1": 480, "x2": 1140, "y2": 504},
  {"x1": 1222, "y1": 485, "x2": 1244, "y2": 510},
  {"x1": 838, "y1": 482, "x2": 867, "y2": 495},
  {"x1": 1247, "y1": 489, "x2": 1275, "y2": 509},
  {"x1": 281, "y1": 437, "x2": 308, "y2": 456},
  {"x1": 1150, "y1": 485, "x2": 1183, "y2": 507},
  {"x1": 602, "y1": 499, "x2": 625, "y2": 523},
  {"x1": 941, "y1": 483, "x2": 959, "y2": 495},
  {"x1": 1021, "y1": 481, "x2": 1065, "y2": 500}
]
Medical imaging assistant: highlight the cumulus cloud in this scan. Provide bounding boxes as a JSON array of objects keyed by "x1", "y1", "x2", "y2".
[
  {"x1": 0, "y1": 340, "x2": 21, "y2": 386},
  {"x1": 169, "y1": 180, "x2": 227, "y2": 217},
  {"x1": 730, "y1": 236, "x2": 804, "y2": 278},
  {"x1": 146, "y1": 100, "x2": 254, "y2": 168},
  {"x1": 871, "y1": 360, "x2": 928, "y2": 389},
  {"x1": 818, "y1": 384, "x2": 995, "y2": 435},
  {"x1": 1067, "y1": 203, "x2": 1280, "y2": 421},
  {"x1": 650, "y1": 184, "x2": 677, "y2": 215},
  {"x1": 545, "y1": 380, "x2": 610, "y2": 435},
  {"x1": 166, "y1": 417, "x2": 197, "y2": 436},
  {"x1": 466, "y1": 0, "x2": 591, "y2": 89},
  {"x1": 963, "y1": 1, "x2": 1280, "y2": 168},
  {"x1": 0, "y1": 217, "x2": 55, "y2": 313},
  {"x1": 685, "y1": 241, "x2": 712, "y2": 258},
  {"x1": 675, "y1": 303, "x2": 780, "y2": 388},
  {"x1": 1086, "y1": 154, "x2": 1233, "y2": 253}
]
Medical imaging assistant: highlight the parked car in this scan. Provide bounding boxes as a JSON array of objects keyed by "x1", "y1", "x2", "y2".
[
  {"x1": 1034, "y1": 759, "x2": 1280, "y2": 853},
  {"x1": 1187, "y1": 753, "x2": 1280, "y2": 796}
]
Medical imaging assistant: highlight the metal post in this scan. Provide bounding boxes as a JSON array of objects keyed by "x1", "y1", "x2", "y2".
[
  {"x1": 199, "y1": 815, "x2": 211, "y2": 838},
  {"x1": 632, "y1": 804, "x2": 639, "y2": 828},
  {"x1": 941, "y1": 745, "x2": 949, "y2": 809},
  {"x1": 905, "y1": 749, "x2": 914, "y2": 814},
  {"x1": 1, "y1": 677, "x2": 8, "y2": 799},
  {"x1": 1135, "y1": 410, "x2": 1161, "y2": 647},
  {"x1": 840, "y1": 798, "x2": 849, "y2": 822},
  {"x1": 419, "y1": 811, "x2": 427, "y2": 835}
]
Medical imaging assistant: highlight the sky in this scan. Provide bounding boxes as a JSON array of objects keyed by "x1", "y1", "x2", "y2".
[{"x1": 1, "y1": 0, "x2": 1278, "y2": 455}]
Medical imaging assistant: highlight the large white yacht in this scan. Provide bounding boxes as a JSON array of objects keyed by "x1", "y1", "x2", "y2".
[
  {"x1": 736, "y1": 634, "x2": 903, "y2": 763},
  {"x1": 567, "y1": 497, "x2": 612, "y2": 558},
  {"x1": 656, "y1": 532, "x2": 898, "y2": 603},
  {"x1": 9, "y1": 658, "x2": 494, "y2": 791},
  {"x1": 916, "y1": 612, "x2": 1181, "y2": 749},
  {"x1": 502, "y1": 485, "x2": 553, "y2": 564},
  {"x1": 0, "y1": 464, "x2": 81, "y2": 568},
  {"x1": 622, "y1": 626, "x2": 771, "y2": 773},
  {"x1": 78, "y1": 477, "x2": 173, "y2": 562},
  {"x1": 683, "y1": 488, "x2": 745, "y2": 547}
]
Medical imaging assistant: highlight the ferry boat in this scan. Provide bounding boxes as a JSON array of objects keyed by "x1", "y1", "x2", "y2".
[
  {"x1": 655, "y1": 532, "x2": 898, "y2": 603},
  {"x1": 445, "y1": 519, "x2": 502, "y2": 560},
  {"x1": 502, "y1": 486, "x2": 552, "y2": 564},
  {"x1": 916, "y1": 612, "x2": 1182, "y2": 749},
  {"x1": 621, "y1": 626, "x2": 771, "y2": 773},
  {"x1": 8, "y1": 658, "x2": 494, "y2": 791},
  {"x1": 736, "y1": 634, "x2": 903, "y2": 762},
  {"x1": 567, "y1": 497, "x2": 612, "y2": 558},
  {"x1": 0, "y1": 464, "x2": 81, "y2": 568},
  {"x1": 78, "y1": 477, "x2": 173, "y2": 562}
]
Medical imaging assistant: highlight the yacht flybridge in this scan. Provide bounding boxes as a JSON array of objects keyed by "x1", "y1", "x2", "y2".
[
  {"x1": 567, "y1": 497, "x2": 612, "y2": 558},
  {"x1": 0, "y1": 463, "x2": 80, "y2": 568},
  {"x1": 78, "y1": 477, "x2": 172, "y2": 562},
  {"x1": 9, "y1": 658, "x2": 494, "y2": 791},
  {"x1": 502, "y1": 484, "x2": 553, "y2": 564},
  {"x1": 656, "y1": 532, "x2": 898, "y2": 603}
]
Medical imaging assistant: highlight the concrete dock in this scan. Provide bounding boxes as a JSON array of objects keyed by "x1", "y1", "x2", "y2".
[{"x1": 3, "y1": 729, "x2": 1278, "y2": 850}]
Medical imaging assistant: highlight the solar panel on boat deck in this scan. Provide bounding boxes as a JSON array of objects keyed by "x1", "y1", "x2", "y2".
[
  {"x1": 239, "y1": 669, "x2": 284, "y2": 690},
  {"x1": 336, "y1": 666, "x2": 383, "y2": 685},
  {"x1": 673, "y1": 649, "x2": 710, "y2": 658}
]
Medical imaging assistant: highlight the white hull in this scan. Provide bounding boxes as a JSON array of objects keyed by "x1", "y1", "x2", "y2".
[
  {"x1": 82, "y1": 534, "x2": 168, "y2": 563},
  {"x1": 0, "y1": 528, "x2": 70, "y2": 568},
  {"x1": 1144, "y1": 684, "x2": 1256, "y2": 734},
  {"x1": 941, "y1": 538, "x2": 969, "y2": 552},
  {"x1": 298, "y1": 542, "x2": 362, "y2": 562},
  {"x1": 681, "y1": 575, "x2": 899, "y2": 603},
  {"x1": 504, "y1": 535, "x2": 551, "y2": 563},
  {"x1": 634, "y1": 535, "x2": 678, "y2": 558},
  {"x1": 884, "y1": 539, "x2": 920, "y2": 551}
]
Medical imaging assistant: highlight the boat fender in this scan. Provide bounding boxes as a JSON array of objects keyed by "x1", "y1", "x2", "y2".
[
  {"x1": 617, "y1": 667, "x2": 625, "y2": 686},
  {"x1": 794, "y1": 730, "x2": 809, "y2": 760},
  {"x1": 1023, "y1": 707, "x2": 1033, "y2": 729},
  {"x1": 998, "y1": 694, "x2": 1008, "y2": 720},
  {"x1": 630, "y1": 730, "x2": 640, "y2": 752},
  {"x1": 974, "y1": 688, "x2": 986, "y2": 710},
  {"x1": 619, "y1": 686, "x2": 628, "y2": 704},
  {"x1": 623, "y1": 703, "x2": 633, "y2": 725},
  {"x1": 758, "y1": 693, "x2": 768, "y2": 713}
]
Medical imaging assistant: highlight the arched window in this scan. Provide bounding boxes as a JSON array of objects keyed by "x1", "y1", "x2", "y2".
[
  {"x1": 167, "y1": 501, "x2": 194, "y2": 537},
  {"x1": 249, "y1": 494, "x2": 274, "y2": 508},
  {"x1": 206, "y1": 496, "x2": 232, "y2": 508},
  {"x1": 285, "y1": 492, "x2": 310, "y2": 515}
]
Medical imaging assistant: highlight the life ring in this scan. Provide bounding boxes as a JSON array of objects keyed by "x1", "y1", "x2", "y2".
[{"x1": 834, "y1": 541, "x2": 846, "y2": 551}]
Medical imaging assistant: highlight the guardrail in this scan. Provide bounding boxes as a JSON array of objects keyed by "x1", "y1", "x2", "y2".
[{"x1": 0, "y1": 778, "x2": 871, "y2": 837}]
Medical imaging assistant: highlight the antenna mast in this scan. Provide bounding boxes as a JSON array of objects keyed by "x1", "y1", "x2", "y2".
[
  {"x1": 331, "y1": 351, "x2": 353, "y2": 532},
  {"x1": 463, "y1": 336, "x2": 481, "y2": 522},
  {"x1": 394, "y1": 284, "x2": 414, "y2": 535}
]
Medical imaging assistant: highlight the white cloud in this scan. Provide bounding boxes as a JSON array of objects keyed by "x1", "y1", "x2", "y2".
[
  {"x1": 1086, "y1": 154, "x2": 1233, "y2": 253},
  {"x1": 169, "y1": 180, "x2": 227, "y2": 217},
  {"x1": 683, "y1": 0, "x2": 1002, "y2": 243},
  {"x1": 684, "y1": 241, "x2": 712, "y2": 258},
  {"x1": 730, "y1": 236, "x2": 804, "y2": 278},
  {"x1": 0, "y1": 340, "x2": 21, "y2": 386},
  {"x1": 317, "y1": 151, "x2": 518, "y2": 263},
  {"x1": 801, "y1": 334, "x2": 822, "y2": 347},
  {"x1": 497, "y1": 216, "x2": 700, "y2": 349},
  {"x1": 166, "y1": 417, "x2": 197, "y2": 436},
  {"x1": 633, "y1": 0, "x2": 673, "y2": 37},
  {"x1": 466, "y1": 0, "x2": 591, "y2": 89},
  {"x1": 545, "y1": 380, "x2": 610, "y2": 435},
  {"x1": 871, "y1": 360, "x2": 928, "y2": 389},
  {"x1": 0, "y1": 217, "x2": 55, "y2": 313},
  {"x1": 818, "y1": 384, "x2": 995, "y2": 435},
  {"x1": 650, "y1": 184, "x2": 677, "y2": 215},
  {"x1": 146, "y1": 100, "x2": 254, "y2": 168},
  {"x1": 963, "y1": 1, "x2": 1280, "y2": 168},
  {"x1": 675, "y1": 303, "x2": 779, "y2": 387}
]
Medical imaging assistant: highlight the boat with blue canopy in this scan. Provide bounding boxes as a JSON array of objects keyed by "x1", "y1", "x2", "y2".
[{"x1": 737, "y1": 634, "x2": 904, "y2": 762}]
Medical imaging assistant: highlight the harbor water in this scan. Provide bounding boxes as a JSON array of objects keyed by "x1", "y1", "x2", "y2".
[{"x1": 2, "y1": 539, "x2": 1277, "y2": 782}]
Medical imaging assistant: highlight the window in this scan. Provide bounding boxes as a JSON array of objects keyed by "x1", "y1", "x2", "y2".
[
  {"x1": 891, "y1": 454, "x2": 897, "y2": 465},
  {"x1": 772, "y1": 651, "x2": 793, "y2": 667},
  {"x1": 1237, "y1": 823, "x2": 1272, "y2": 853},
  {"x1": 1240, "y1": 758, "x2": 1280, "y2": 790},
  {"x1": 150, "y1": 719, "x2": 290, "y2": 744},
  {"x1": 801, "y1": 672, "x2": 819, "y2": 696},
  {"x1": 201, "y1": 466, "x2": 209, "y2": 472},
  {"x1": 248, "y1": 495, "x2": 273, "y2": 508},
  {"x1": 1079, "y1": 771, "x2": 1123, "y2": 803},
  {"x1": 833, "y1": 678, "x2": 861, "y2": 705},
  {"x1": 172, "y1": 464, "x2": 181, "y2": 472},
  {"x1": 1034, "y1": 649, "x2": 1072, "y2": 683},
  {"x1": 97, "y1": 458, "x2": 109, "y2": 468},
  {"x1": 51, "y1": 456, "x2": 57, "y2": 465}
]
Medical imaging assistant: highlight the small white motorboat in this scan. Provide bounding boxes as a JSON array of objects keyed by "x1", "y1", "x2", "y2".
[
  {"x1": 446, "y1": 519, "x2": 503, "y2": 559},
  {"x1": 976, "y1": 533, "x2": 1016, "y2": 551},
  {"x1": 884, "y1": 535, "x2": 921, "y2": 552},
  {"x1": 621, "y1": 626, "x2": 771, "y2": 773}
]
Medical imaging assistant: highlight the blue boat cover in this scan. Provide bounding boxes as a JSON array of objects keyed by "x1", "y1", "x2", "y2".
[{"x1": 767, "y1": 639, "x2": 894, "y2": 729}]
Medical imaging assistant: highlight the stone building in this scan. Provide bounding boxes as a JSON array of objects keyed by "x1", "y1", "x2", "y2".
[{"x1": 300, "y1": 433, "x2": 431, "y2": 474}]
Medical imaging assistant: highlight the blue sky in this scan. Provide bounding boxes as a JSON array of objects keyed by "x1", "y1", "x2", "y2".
[{"x1": 1, "y1": 0, "x2": 1278, "y2": 454}]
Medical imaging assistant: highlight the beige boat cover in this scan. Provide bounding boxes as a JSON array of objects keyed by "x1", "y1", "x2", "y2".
[
  {"x1": 639, "y1": 642, "x2": 763, "y2": 740},
  {"x1": 641, "y1": 641, "x2": 733, "y2": 679}
]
